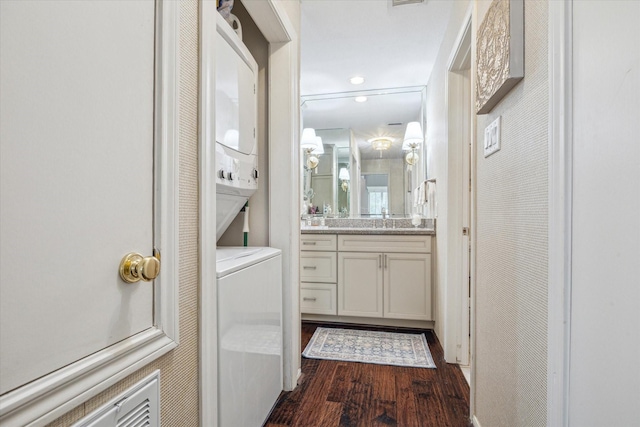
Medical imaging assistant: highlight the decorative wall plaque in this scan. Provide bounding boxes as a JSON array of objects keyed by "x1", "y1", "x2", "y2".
[{"x1": 476, "y1": 0, "x2": 524, "y2": 114}]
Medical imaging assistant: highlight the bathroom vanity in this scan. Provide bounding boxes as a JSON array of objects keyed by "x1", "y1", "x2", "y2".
[{"x1": 300, "y1": 220, "x2": 435, "y2": 328}]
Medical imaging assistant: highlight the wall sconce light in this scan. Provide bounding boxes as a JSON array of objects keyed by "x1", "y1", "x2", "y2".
[
  {"x1": 307, "y1": 154, "x2": 319, "y2": 169},
  {"x1": 402, "y1": 121, "x2": 424, "y2": 165},
  {"x1": 339, "y1": 167, "x2": 350, "y2": 192},
  {"x1": 301, "y1": 128, "x2": 317, "y2": 152},
  {"x1": 301, "y1": 128, "x2": 324, "y2": 169},
  {"x1": 312, "y1": 136, "x2": 324, "y2": 154}
]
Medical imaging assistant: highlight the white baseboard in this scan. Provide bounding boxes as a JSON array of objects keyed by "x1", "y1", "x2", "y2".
[
  {"x1": 472, "y1": 415, "x2": 482, "y2": 427},
  {"x1": 301, "y1": 314, "x2": 435, "y2": 330}
]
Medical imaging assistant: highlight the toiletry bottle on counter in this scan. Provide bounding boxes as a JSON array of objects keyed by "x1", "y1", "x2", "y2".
[{"x1": 412, "y1": 214, "x2": 422, "y2": 228}]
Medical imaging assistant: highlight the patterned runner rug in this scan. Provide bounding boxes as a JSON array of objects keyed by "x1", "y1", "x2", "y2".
[{"x1": 302, "y1": 327, "x2": 436, "y2": 369}]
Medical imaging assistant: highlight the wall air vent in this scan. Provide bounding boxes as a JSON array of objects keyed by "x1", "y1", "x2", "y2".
[
  {"x1": 72, "y1": 371, "x2": 160, "y2": 427},
  {"x1": 116, "y1": 400, "x2": 151, "y2": 427},
  {"x1": 392, "y1": 0, "x2": 424, "y2": 6}
]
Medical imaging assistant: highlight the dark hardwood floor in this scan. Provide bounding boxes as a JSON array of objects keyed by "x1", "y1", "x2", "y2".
[{"x1": 265, "y1": 322, "x2": 471, "y2": 427}]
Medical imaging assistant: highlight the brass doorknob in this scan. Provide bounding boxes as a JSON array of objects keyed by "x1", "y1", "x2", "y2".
[{"x1": 119, "y1": 252, "x2": 161, "y2": 283}]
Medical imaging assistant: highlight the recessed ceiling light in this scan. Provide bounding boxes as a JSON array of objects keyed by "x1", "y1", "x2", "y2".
[
  {"x1": 355, "y1": 96, "x2": 367, "y2": 103},
  {"x1": 349, "y1": 76, "x2": 365, "y2": 85}
]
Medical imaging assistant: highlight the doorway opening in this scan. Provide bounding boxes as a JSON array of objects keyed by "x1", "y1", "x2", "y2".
[{"x1": 445, "y1": 14, "x2": 473, "y2": 377}]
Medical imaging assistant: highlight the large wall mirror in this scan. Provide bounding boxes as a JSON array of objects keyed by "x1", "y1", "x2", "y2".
[{"x1": 301, "y1": 87, "x2": 426, "y2": 218}]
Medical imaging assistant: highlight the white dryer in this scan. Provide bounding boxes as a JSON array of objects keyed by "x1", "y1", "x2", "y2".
[
  {"x1": 216, "y1": 247, "x2": 282, "y2": 427},
  {"x1": 215, "y1": 13, "x2": 259, "y2": 241}
]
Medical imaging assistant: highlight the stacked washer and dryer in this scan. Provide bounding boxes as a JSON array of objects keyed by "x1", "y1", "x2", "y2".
[{"x1": 214, "y1": 14, "x2": 282, "y2": 427}]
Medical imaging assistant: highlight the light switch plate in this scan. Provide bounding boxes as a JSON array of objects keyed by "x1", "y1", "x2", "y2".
[{"x1": 484, "y1": 116, "x2": 501, "y2": 158}]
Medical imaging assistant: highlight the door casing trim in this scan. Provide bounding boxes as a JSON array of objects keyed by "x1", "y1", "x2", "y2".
[
  {"x1": 547, "y1": 1, "x2": 572, "y2": 425},
  {"x1": 198, "y1": 1, "x2": 299, "y2": 426}
]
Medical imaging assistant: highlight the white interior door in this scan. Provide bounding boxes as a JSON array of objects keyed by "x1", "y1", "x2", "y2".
[
  {"x1": 460, "y1": 67, "x2": 471, "y2": 367},
  {"x1": 568, "y1": 2, "x2": 640, "y2": 425},
  {"x1": 1, "y1": 0, "x2": 156, "y2": 395}
]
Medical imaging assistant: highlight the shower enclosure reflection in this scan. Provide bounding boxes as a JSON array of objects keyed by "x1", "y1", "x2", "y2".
[{"x1": 302, "y1": 129, "x2": 353, "y2": 217}]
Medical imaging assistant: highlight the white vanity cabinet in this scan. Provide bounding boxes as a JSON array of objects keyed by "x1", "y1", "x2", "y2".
[
  {"x1": 337, "y1": 235, "x2": 432, "y2": 321},
  {"x1": 300, "y1": 235, "x2": 337, "y2": 315}
]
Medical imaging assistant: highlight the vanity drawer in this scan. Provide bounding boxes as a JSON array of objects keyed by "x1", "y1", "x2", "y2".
[
  {"x1": 300, "y1": 251, "x2": 337, "y2": 283},
  {"x1": 338, "y1": 234, "x2": 431, "y2": 253},
  {"x1": 300, "y1": 234, "x2": 337, "y2": 251},
  {"x1": 300, "y1": 283, "x2": 337, "y2": 315}
]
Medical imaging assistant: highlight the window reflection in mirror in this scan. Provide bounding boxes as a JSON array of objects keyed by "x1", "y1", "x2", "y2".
[{"x1": 361, "y1": 174, "x2": 388, "y2": 217}]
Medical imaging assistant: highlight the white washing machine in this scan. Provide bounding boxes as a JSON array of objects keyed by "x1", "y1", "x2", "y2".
[{"x1": 216, "y1": 246, "x2": 282, "y2": 427}]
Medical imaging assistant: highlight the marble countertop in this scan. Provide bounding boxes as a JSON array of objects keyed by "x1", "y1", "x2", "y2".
[
  {"x1": 301, "y1": 226, "x2": 435, "y2": 235},
  {"x1": 300, "y1": 217, "x2": 436, "y2": 235}
]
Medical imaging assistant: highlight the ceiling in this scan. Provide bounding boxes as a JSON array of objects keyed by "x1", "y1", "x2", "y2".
[{"x1": 300, "y1": 0, "x2": 453, "y2": 159}]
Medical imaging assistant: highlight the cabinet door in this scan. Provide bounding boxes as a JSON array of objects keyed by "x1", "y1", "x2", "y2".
[
  {"x1": 384, "y1": 253, "x2": 432, "y2": 320},
  {"x1": 338, "y1": 252, "x2": 383, "y2": 317}
]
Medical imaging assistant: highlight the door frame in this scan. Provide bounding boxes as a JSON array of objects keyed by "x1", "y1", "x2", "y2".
[
  {"x1": 547, "y1": 1, "x2": 572, "y2": 425},
  {"x1": 0, "y1": 2, "x2": 180, "y2": 425},
  {"x1": 444, "y1": 7, "x2": 473, "y2": 368},
  {"x1": 199, "y1": 1, "x2": 299, "y2": 425}
]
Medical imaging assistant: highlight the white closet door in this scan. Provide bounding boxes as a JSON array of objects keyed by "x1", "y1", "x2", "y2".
[{"x1": 0, "y1": 0, "x2": 156, "y2": 394}]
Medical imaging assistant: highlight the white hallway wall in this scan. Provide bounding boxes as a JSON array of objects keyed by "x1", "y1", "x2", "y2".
[
  {"x1": 569, "y1": 1, "x2": 640, "y2": 425},
  {"x1": 473, "y1": 0, "x2": 549, "y2": 425},
  {"x1": 429, "y1": 1, "x2": 639, "y2": 426}
]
